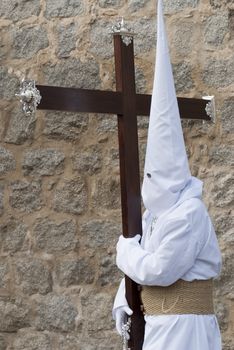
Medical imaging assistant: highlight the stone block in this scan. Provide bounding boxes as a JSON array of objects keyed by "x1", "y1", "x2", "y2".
[
  {"x1": 42, "y1": 58, "x2": 101, "y2": 89},
  {"x1": 56, "y1": 259, "x2": 94, "y2": 287},
  {"x1": 34, "y1": 294, "x2": 78, "y2": 332},
  {"x1": 98, "y1": 0, "x2": 123, "y2": 8},
  {"x1": 0, "y1": 260, "x2": 9, "y2": 289},
  {"x1": 216, "y1": 249, "x2": 234, "y2": 298},
  {"x1": 204, "y1": 12, "x2": 229, "y2": 46},
  {"x1": 34, "y1": 218, "x2": 78, "y2": 253},
  {"x1": 98, "y1": 255, "x2": 120, "y2": 286},
  {"x1": 90, "y1": 20, "x2": 114, "y2": 60},
  {"x1": 9, "y1": 180, "x2": 42, "y2": 213},
  {"x1": 0, "y1": 185, "x2": 3, "y2": 217},
  {"x1": 173, "y1": 62, "x2": 194, "y2": 93},
  {"x1": 0, "y1": 298, "x2": 29, "y2": 332},
  {"x1": 77, "y1": 335, "x2": 120, "y2": 349},
  {"x1": 53, "y1": 177, "x2": 87, "y2": 215},
  {"x1": 164, "y1": 0, "x2": 199, "y2": 13},
  {"x1": 91, "y1": 176, "x2": 121, "y2": 210},
  {"x1": 221, "y1": 98, "x2": 234, "y2": 134},
  {"x1": 230, "y1": 9, "x2": 234, "y2": 40},
  {"x1": 0, "y1": 335, "x2": 6, "y2": 350},
  {"x1": 0, "y1": 29, "x2": 9, "y2": 61},
  {"x1": 12, "y1": 331, "x2": 51, "y2": 350},
  {"x1": 43, "y1": 112, "x2": 88, "y2": 141},
  {"x1": 183, "y1": 119, "x2": 216, "y2": 140},
  {"x1": 128, "y1": 0, "x2": 151, "y2": 13},
  {"x1": 80, "y1": 219, "x2": 121, "y2": 250},
  {"x1": 77, "y1": 340, "x2": 120, "y2": 350},
  {"x1": 202, "y1": 58, "x2": 234, "y2": 88},
  {"x1": 209, "y1": 0, "x2": 232, "y2": 9},
  {"x1": 22, "y1": 149, "x2": 65, "y2": 176},
  {"x1": 0, "y1": 0, "x2": 40, "y2": 21},
  {"x1": 72, "y1": 146, "x2": 102, "y2": 175},
  {"x1": 57, "y1": 335, "x2": 82, "y2": 350},
  {"x1": 81, "y1": 291, "x2": 114, "y2": 333},
  {"x1": 138, "y1": 116, "x2": 149, "y2": 131},
  {"x1": 222, "y1": 339, "x2": 234, "y2": 350},
  {"x1": 57, "y1": 335, "x2": 120, "y2": 350},
  {"x1": 209, "y1": 0, "x2": 220, "y2": 8},
  {"x1": 171, "y1": 21, "x2": 195, "y2": 55},
  {"x1": 213, "y1": 210, "x2": 233, "y2": 238},
  {"x1": 222, "y1": 230, "x2": 234, "y2": 250},
  {"x1": 45, "y1": 0, "x2": 85, "y2": 18},
  {"x1": 134, "y1": 18, "x2": 156, "y2": 55},
  {"x1": 4, "y1": 109, "x2": 36, "y2": 145},
  {"x1": 96, "y1": 115, "x2": 118, "y2": 134},
  {"x1": 0, "y1": 218, "x2": 27, "y2": 253},
  {"x1": 14, "y1": 258, "x2": 52, "y2": 295},
  {"x1": 214, "y1": 301, "x2": 229, "y2": 332},
  {"x1": 103, "y1": 148, "x2": 119, "y2": 172},
  {"x1": 0, "y1": 147, "x2": 16, "y2": 176},
  {"x1": 56, "y1": 22, "x2": 77, "y2": 58},
  {"x1": 211, "y1": 172, "x2": 233, "y2": 208},
  {"x1": 11, "y1": 26, "x2": 49, "y2": 59},
  {"x1": 209, "y1": 145, "x2": 234, "y2": 166},
  {"x1": 101, "y1": 148, "x2": 120, "y2": 176},
  {"x1": 135, "y1": 66, "x2": 147, "y2": 94}
]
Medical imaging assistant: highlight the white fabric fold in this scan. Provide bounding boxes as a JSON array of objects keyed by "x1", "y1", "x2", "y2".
[
  {"x1": 113, "y1": 197, "x2": 222, "y2": 350},
  {"x1": 142, "y1": 0, "x2": 191, "y2": 218},
  {"x1": 116, "y1": 219, "x2": 199, "y2": 286}
]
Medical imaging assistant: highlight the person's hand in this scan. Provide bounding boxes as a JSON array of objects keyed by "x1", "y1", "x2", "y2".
[
  {"x1": 115, "y1": 305, "x2": 133, "y2": 339},
  {"x1": 116, "y1": 234, "x2": 141, "y2": 270},
  {"x1": 117, "y1": 234, "x2": 141, "y2": 251}
]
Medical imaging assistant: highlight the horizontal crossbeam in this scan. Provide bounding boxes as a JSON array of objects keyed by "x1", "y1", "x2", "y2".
[
  {"x1": 37, "y1": 85, "x2": 210, "y2": 121},
  {"x1": 37, "y1": 85, "x2": 122, "y2": 114}
]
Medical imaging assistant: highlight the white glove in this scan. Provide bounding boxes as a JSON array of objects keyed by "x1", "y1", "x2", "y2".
[
  {"x1": 116, "y1": 234, "x2": 141, "y2": 271},
  {"x1": 115, "y1": 305, "x2": 133, "y2": 339}
]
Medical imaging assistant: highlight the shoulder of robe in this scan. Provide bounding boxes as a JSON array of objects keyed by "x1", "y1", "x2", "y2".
[
  {"x1": 167, "y1": 198, "x2": 210, "y2": 248},
  {"x1": 168, "y1": 197, "x2": 208, "y2": 223},
  {"x1": 161, "y1": 198, "x2": 208, "y2": 232},
  {"x1": 151, "y1": 198, "x2": 210, "y2": 245}
]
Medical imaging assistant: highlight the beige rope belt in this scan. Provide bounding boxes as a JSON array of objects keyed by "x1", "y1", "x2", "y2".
[{"x1": 140, "y1": 279, "x2": 214, "y2": 315}]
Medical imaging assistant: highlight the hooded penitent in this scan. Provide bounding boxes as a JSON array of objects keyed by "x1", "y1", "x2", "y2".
[
  {"x1": 142, "y1": 0, "x2": 197, "y2": 218},
  {"x1": 114, "y1": 2, "x2": 222, "y2": 349}
]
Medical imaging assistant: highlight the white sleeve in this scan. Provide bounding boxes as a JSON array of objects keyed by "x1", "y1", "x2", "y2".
[
  {"x1": 116, "y1": 218, "x2": 200, "y2": 286},
  {"x1": 112, "y1": 278, "x2": 128, "y2": 320}
]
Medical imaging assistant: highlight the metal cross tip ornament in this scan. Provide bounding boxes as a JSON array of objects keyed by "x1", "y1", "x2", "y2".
[
  {"x1": 121, "y1": 317, "x2": 131, "y2": 350},
  {"x1": 202, "y1": 95, "x2": 216, "y2": 123},
  {"x1": 111, "y1": 17, "x2": 135, "y2": 46},
  {"x1": 15, "y1": 79, "x2": 42, "y2": 116}
]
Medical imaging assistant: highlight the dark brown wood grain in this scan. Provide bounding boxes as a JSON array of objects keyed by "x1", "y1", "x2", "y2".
[
  {"x1": 114, "y1": 34, "x2": 145, "y2": 350},
  {"x1": 37, "y1": 85, "x2": 210, "y2": 121},
  {"x1": 37, "y1": 86, "x2": 122, "y2": 114},
  {"x1": 136, "y1": 94, "x2": 210, "y2": 120}
]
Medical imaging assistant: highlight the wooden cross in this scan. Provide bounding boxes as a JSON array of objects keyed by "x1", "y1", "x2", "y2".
[{"x1": 21, "y1": 28, "x2": 211, "y2": 350}]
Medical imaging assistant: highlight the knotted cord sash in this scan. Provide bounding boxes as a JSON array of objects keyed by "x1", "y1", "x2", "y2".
[{"x1": 140, "y1": 279, "x2": 214, "y2": 315}]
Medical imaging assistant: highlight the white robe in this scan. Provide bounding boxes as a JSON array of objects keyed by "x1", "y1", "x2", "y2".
[{"x1": 113, "y1": 189, "x2": 222, "y2": 350}]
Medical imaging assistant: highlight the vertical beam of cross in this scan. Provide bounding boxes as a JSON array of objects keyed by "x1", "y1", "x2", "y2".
[{"x1": 114, "y1": 35, "x2": 145, "y2": 350}]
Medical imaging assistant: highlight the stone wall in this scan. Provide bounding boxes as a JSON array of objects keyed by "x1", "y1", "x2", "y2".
[{"x1": 0, "y1": 0, "x2": 233, "y2": 349}]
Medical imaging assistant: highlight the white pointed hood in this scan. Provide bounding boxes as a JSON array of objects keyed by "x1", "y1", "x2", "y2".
[{"x1": 142, "y1": 0, "x2": 202, "y2": 218}]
